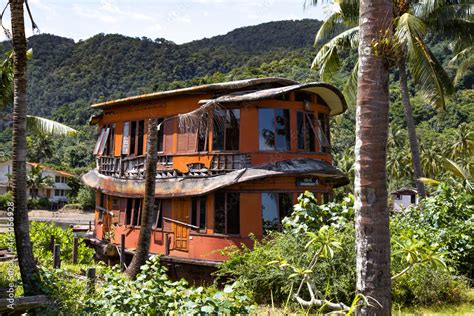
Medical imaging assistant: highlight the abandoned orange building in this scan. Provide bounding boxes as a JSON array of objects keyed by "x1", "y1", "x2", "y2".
[{"x1": 82, "y1": 77, "x2": 348, "y2": 268}]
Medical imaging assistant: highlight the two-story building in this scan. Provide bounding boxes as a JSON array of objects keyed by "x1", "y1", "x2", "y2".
[
  {"x1": 0, "y1": 160, "x2": 74, "y2": 205},
  {"x1": 82, "y1": 77, "x2": 349, "y2": 268}
]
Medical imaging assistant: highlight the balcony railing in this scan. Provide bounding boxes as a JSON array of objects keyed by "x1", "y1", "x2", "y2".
[{"x1": 97, "y1": 153, "x2": 251, "y2": 180}]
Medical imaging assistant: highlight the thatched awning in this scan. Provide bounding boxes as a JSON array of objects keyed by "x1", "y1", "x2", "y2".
[
  {"x1": 208, "y1": 82, "x2": 347, "y2": 116},
  {"x1": 81, "y1": 158, "x2": 349, "y2": 198}
]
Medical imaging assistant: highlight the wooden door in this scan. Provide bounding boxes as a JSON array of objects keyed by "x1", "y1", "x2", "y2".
[{"x1": 173, "y1": 199, "x2": 190, "y2": 251}]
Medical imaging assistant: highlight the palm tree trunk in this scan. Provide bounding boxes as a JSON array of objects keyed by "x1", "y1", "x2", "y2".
[
  {"x1": 355, "y1": 0, "x2": 392, "y2": 313},
  {"x1": 10, "y1": 0, "x2": 40, "y2": 295},
  {"x1": 398, "y1": 59, "x2": 426, "y2": 199},
  {"x1": 126, "y1": 118, "x2": 158, "y2": 279}
]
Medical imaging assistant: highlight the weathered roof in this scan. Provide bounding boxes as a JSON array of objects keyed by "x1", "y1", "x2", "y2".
[
  {"x1": 91, "y1": 77, "x2": 297, "y2": 109},
  {"x1": 0, "y1": 160, "x2": 74, "y2": 178},
  {"x1": 81, "y1": 158, "x2": 349, "y2": 198},
  {"x1": 207, "y1": 82, "x2": 347, "y2": 116}
]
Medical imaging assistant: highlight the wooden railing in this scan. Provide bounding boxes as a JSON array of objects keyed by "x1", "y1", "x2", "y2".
[{"x1": 97, "y1": 153, "x2": 251, "y2": 179}]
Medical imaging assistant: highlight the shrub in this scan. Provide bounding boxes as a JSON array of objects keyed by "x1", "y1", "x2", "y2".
[
  {"x1": 27, "y1": 197, "x2": 50, "y2": 210},
  {"x1": 76, "y1": 186, "x2": 95, "y2": 210},
  {"x1": 86, "y1": 256, "x2": 255, "y2": 315},
  {"x1": 0, "y1": 191, "x2": 13, "y2": 211},
  {"x1": 216, "y1": 193, "x2": 356, "y2": 307},
  {"x1": 392, "y1": 184, "x2": 474, "y2": 278},
  {"x1": 0, "y1": 221, "x2": 94, "y2": 265}
]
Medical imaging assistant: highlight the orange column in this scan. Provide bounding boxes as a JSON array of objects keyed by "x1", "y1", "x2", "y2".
[{"x1": 239, "y1": 192, "x2": 262, "y2": 238}]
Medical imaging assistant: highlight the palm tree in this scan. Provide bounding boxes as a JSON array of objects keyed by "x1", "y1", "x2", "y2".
[
  {"x1": 125, "y1": 118, "x2": 158, "y2": 279},
  {"x1": 309, "y1": 0, "x2": 472, "y2": 199},
  {"x1": 305, "y1": 0, "x2": 393, "y2": 311},
  {"x1": 10, "y1": 0, "x2": 39, "y2": 295},
  {"x1": 27, "y1": 164, "x2": 53, "y2": 199},
  {"x1": 7, "y1": 0, "x2": 77, "y2": 295},
  {"x1": 353, "y1": 0, "x2": 393, "y2": 312}
]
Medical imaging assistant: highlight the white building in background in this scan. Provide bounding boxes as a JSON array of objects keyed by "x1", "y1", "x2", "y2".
[
  {"x1": 391, "y1": 187, "x2": 418, "y2": 211},
  {"x1": 0, "y1": 160, "x2": 74, "y2": 204}
]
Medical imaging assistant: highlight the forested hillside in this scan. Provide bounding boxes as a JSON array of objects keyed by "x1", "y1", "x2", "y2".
[{"x1": 0, "y1": 18, "x2": 471, "y2": 193}]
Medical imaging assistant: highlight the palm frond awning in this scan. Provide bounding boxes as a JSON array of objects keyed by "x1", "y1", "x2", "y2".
[{"x1": 201, "y1": 82, "x2": 348, "y2": 116}]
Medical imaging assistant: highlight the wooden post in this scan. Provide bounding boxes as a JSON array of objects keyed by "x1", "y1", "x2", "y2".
[
  {"x1": 53, "y1": 244, "x2": 60, "y2": 269},
  {"x1": 86, "y1": 268, "x2": 96, "y2": 293},
  {"x1": 165, "y1": 233, "x2": 170, "y2": 256},
  {"x1": 89, "y1": 220, "x2": 92, "y2": 231},
  {"x1": 72, "y1": 237, "x2": 78, "y2": 264},
  {"x1": 120, "y1": 234, "x2": 126, "y2": 271},
  {"x1": 50, "y1": 235, "x2": 55, "y2": 252}
]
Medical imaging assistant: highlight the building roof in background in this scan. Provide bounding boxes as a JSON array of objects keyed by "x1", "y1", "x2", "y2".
[{"x1": 0, "y1": 160, "x2": 74, "y2": 178}]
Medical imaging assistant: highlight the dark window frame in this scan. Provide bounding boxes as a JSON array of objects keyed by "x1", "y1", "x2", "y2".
[
  {"x1": 258, "y1": 108, "x2": 291, "y2": 152},
  {"x1": 212, "y1": 108, "x2": 240, "y2": 152},
  {"x1": 214, "y1": 191, "x2": 240, "y2": 235},
  {"x1": 261, "y1": 192, "x2": 293, "y2": 232},
  {"x1": 122, "y1": 120, "x2": 145, "y2": 157},
  {"x1": 191, "y1": 196, "x2": 207, "y2": 232},
  {"x1": 297, "y1": 111, "x2": 317, "y2": 152}
]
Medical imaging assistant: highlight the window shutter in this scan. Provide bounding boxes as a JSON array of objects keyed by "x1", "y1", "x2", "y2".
[{"x1": 163, "y1": 120, "x2": 174, "y2": 154}]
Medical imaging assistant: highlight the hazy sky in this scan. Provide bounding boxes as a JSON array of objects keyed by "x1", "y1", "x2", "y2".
[{"x1": 0, "y1": 0, "x2": 326, "y2": 44}]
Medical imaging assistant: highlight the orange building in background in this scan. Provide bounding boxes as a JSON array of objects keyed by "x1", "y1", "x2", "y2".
[{"x1": 82, "y1": 77, "x2": 348, "y2": 272}]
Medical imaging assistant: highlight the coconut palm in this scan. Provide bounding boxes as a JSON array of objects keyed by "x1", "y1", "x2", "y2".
[
  {"x1": 309, "y1": 0, "x2": 472, "y2": 199},
  {"x1": 308, "y1": 0, "x2": 394, "y2": 312},
  {"x1": 9, "y1": 0, "x2": 40, "y2": 295},
  {"x1": 125, "y1": 118, "x2": 159, "y2": 279},
  {"x1": 26, "y1": 164, "x2": 53, "y2": 199},
  {"x1": 7, "y1": 0, "x2": 77, "y2": 295}
]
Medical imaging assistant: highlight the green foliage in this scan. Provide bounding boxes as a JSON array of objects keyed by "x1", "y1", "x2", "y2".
[
  {"x1": 0, "y1": 221, "x2": 94, "y2": 265},
  {"x1": 217, "y1": 189, "x2": 470, "y2": 310},
  {"x1": 282, "y1": 191, "x2": 354, "y2": 234},
  {"x1": 392, "y1": 266, "x2": 469, "y2": 307},
  {"x1": 216, "y1": 195, "x2": 356, "y2": 307},
  {"x1": 27, "y1": 197, "x2": 50, "y2": 210},
  {"x1": 75, "y1": 186, "x2": 96, "y2": 210},
  {"x1": 392, "y1": 184, "x2": 474, "y2": 277},
  {"x1": 87, "y1": 256, "x2": 255, "y2": 314},
  {"x1": 0, "y1": 191, "x2": 13, "y2": 210}
]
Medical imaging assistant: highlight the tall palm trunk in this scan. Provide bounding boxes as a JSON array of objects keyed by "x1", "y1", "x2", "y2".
[
  {"x1": 398, "y1": 58, "x2": 426, "y2": 199},
  {"x1": 126, "y1": 118, "x2": 158, "y2": 279},
  {"x1": 10, "y1": 0, "x2": 40, "y2": 295},
  {"x1": 355, "y1": 0, "x2": 392, "y2": 313}
]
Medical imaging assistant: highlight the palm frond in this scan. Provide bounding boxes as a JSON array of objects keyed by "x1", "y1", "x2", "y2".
[
  {"x1": 314, "y1": 0, "x2": 359, "y2": 45},
  {"x1": 315, "y1": 11, "x2": 344, "y2": 46},
  {"x1": 342, "y1": 60, "x2": 358, "y2": 107},
  {"x1": 312, "y1": 26, "x2": 359, "y2": 82},
  {"x1": 395, "y1": 13, "x2": 454, "y2": 110},
  {"x1": 415, "y1": 0, "x2": 473, "y2": 21},
  {"x1": 27, "y1": 115, "x2": 78, "y2": 136},
  {"x1": 449, "y1": 46, "x2": 474, "y2": 84}
]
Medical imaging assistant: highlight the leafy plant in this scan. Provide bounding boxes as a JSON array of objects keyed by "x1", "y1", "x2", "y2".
[{"x1": 86, "y1": 255, "x2": 255, "y2": 315}]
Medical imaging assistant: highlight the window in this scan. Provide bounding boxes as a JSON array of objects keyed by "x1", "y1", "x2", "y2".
[
  {"x1": 177, "y1": 125, "x2": 197, "y2": 153},
  {"x1": 93, "y1": 128, "x2": 106, "y2": 155},
  {"x1": 261, "y1": 193, "x2": 293, "y2": 231},
  {"x1": 258, "y1": 108, "x2": 290, "y2": 151},
  {"x1": 214, "y1": 192, "x2": 240, "y2": 234},
  {"x1": 198, "y1": 113, "x2": 209, "y2": 152},
  {"x1": 104, "y1": 124, "x2": 115, "y2": 156},
  {"x1": 297, "y1": 112, "x2": 316, "y2": 152},
  {"x1": 321, "y1": 192, "x2": 333, "y2": 204},
  {"x1": 318, "y1": 113, "x2": 330, "y2": 153},
  {"x1": 410, "y1": 195, "x2": 416, "y2": 204},
  {"x1": 191, "y1": 196, "x2": 207, "y2": 231},
  {"x1": 122, "y1": 120, "x2": 145, "y2": 156},
  {"x1": 152, "y1": 199, "x2": 163, "y2": 229},
  {"x1": 61, "y1": 177, "x2": 66, "y2": 183},
  {"x1": 157, "y1": 118, "x2": 164, "y2": 152},
  {"x1": 213, "y1": 109, "x2": 240, "y2": 151},
  {"x1": 55, "y1": 176, "x2": 60, "y2": 183},
  {"x1": 125, "y1": 198, "x2": 142, "y2": 226},
  {"x1": 98, "y1": 192, "x2": 105, "y2": 222}
]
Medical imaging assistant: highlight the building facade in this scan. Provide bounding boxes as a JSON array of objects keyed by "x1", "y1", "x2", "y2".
[
  {"x1": 82, "y1": 77, "x2": 349, "y2": 264},
  {"x1": 0, "y1": 160, "x2": 73, "y2": 204}
]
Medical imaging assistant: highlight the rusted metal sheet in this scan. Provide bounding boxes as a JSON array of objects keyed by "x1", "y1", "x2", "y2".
[
  {"x1": 91, "y1": 77, "x2": 297, "y2": 109},
  {"x1": 81, "y1": 158, "x2": 349, "y2": 198}
]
